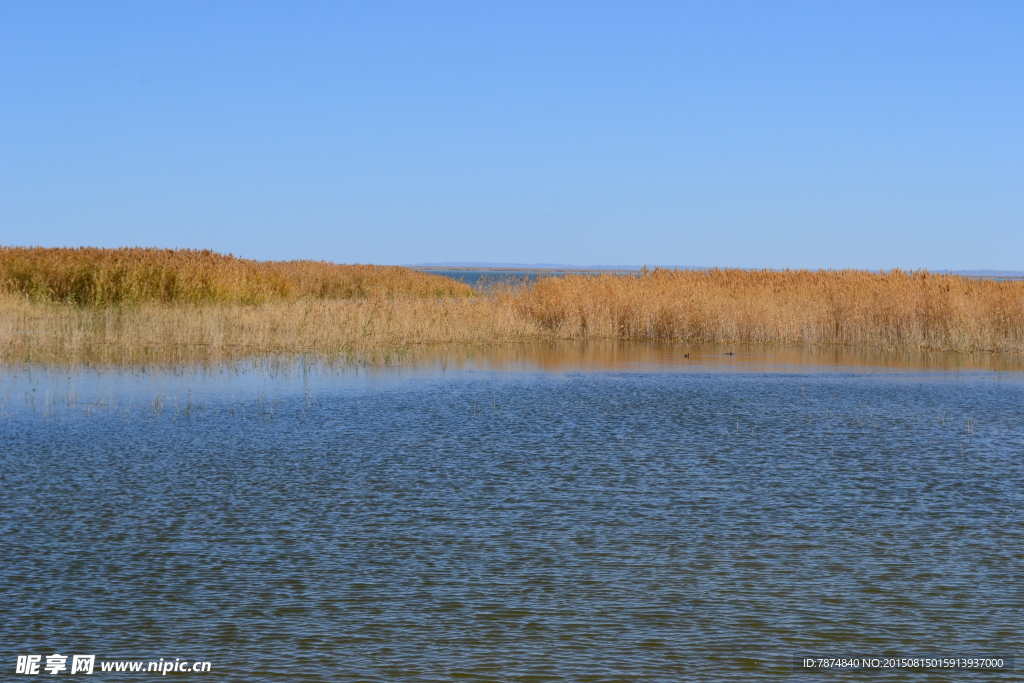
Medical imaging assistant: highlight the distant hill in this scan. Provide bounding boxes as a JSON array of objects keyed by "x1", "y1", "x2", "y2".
[
  {"x1": 410, "y1": 263, "x2": 693, "y2": 271},
  {"x1": 952, "y1": 270, "x2": 1024, "y2": 278}
]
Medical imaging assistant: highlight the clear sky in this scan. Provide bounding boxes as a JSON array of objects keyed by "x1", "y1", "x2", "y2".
[{"x1": 1, "y1": 1, "x2": 1022, "y2": 269}]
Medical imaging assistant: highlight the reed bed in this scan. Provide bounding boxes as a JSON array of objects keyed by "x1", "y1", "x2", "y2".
[
  {"x1": 0, "y1": 293, "x2": 541, "y2": 365},
  {"x1": 3, "y1": 248, "x2": 1024, "y2": 364},
  {"x1": 0, "y1": 247, "x2": 472, "y2": 304},
  {"x1": 516, "y1": 268, "x2": 1024, "y2": 353}
]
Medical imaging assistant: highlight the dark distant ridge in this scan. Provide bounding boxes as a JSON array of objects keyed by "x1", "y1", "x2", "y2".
[
  {"x1": 952, "y1": 270, "x2": 1024, "y2": 278},
  {"x1": 411, "y1": 263, "x2": 683, "y2": 271}
]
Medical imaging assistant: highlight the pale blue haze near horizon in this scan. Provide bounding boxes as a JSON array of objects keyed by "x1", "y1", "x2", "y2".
[{"x1": 1, "y1": 1, "x2": 1022, "y2": 270}]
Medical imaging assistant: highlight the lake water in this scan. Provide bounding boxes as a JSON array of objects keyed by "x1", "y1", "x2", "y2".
[
  {"x1": 411, "y1": 269, "x2": 635, "y2": 288},
  {"x1": 2, "y1": 344, "x2": 1022, "y2": 681}
]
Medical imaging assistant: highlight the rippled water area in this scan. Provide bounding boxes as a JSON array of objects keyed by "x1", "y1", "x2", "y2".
[{"x1": 2, "y1": 349, "x2": 1023, "y2": 681}]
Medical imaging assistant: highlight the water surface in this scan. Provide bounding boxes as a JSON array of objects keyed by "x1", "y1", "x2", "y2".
[
  {"x1": 411, "y1": 268, "x2": 634, "y2": 288},
  {"x1": 2, "y1": 347, "x2": 1022, "y2": 681}
]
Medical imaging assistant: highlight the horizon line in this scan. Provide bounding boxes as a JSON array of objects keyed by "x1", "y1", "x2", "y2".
[{"x1": 407, "y1": 263, "x2": 1024, "y2": 277}]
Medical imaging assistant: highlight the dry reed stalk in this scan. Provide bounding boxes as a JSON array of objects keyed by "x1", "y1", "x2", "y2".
[
  {"x1": 3, "y1": 260, "x2": 1024, "y2": 365},
  {"x1": 0, "y1": 247, "x2": 472, "y2": 304},
  {"x1": 515, "y1": 269, "x2": 1024, "y2": 353},
  {"x1": 0, "y1": 293, "x2": 543, "y2": 364}
]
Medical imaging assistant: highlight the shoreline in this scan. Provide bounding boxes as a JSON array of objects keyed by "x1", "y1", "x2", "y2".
[
  {"x1": 4, "y1": 295, "x2": 1024, "y2": 368},
  {"x1": 5, "y1": 339, "x2": 1024, "y2": 376},
  {"x1": 4, "y1": 249, "x2": 1024, "y2": 366}
]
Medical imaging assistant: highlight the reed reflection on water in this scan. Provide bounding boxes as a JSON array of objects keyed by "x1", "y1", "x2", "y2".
[{"x1": 2, "y1": 344, "x2": 1022, "y2": 681}]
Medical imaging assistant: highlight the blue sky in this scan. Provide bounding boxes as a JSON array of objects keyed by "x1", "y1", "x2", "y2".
[{"x1": 1, "y1": 1, "x2": 1022, "y2": 269}]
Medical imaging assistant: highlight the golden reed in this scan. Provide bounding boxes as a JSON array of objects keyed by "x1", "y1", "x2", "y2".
[
  {"x1": 517, "y1": 268, "x2": 1024, "y2": 353},
  {"x1": 0, "y1": 246, "x2": 472, "y2": 304},
  {"x1": 2, "y1": 248, "x2": 1023, "y2": 364}
]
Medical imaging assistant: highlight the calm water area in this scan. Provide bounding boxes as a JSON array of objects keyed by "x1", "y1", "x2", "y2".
[
  {"x1": 411, "y1": 269, "x2": 635, "y2": 288},
  {"x1": 414, "y1": 268, "x2": 1024, "y2": 288},
  {"x1": 2, "y1": 343, "x2": 1022, "y2": 681}
]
